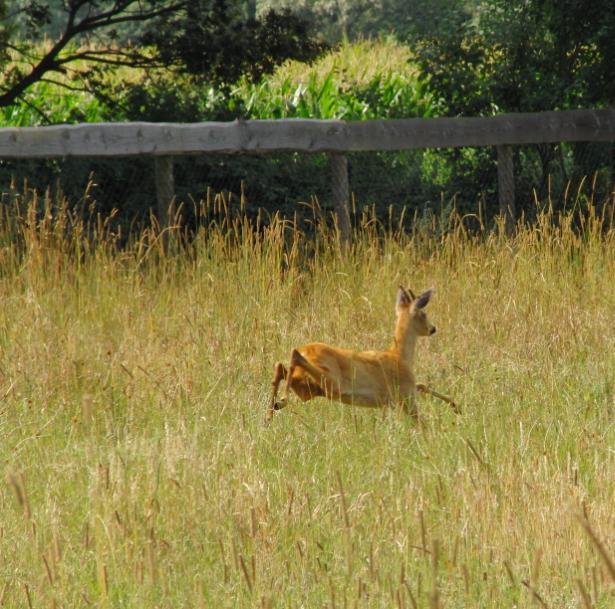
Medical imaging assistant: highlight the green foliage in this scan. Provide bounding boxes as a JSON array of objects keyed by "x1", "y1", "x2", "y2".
[
  {"x1": 0, "y1": 80, "x2": 106, "y2": 125},
  {"x1": 413, "y1": 0, "x2": 615, "y2": 114},
  {"x1": 141, "y1": 0, "x2": 327, "y2": 89},
  {"x1": 1, "y1": 38, "x2": 439, "y2": 124},
  {"x1": 239, "y1": 38, "x2": 440, "y2": 119},
  {"x1": 242, "y1": 69, "x2": 438, "y2": 120},
  {"x1": 95, "y1": 75, "x2": 245, "y2": 123}
]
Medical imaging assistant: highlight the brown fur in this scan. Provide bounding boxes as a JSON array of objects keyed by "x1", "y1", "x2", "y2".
[{"x1": 267, "y1": 286, "x2": 458, "y2": 422}]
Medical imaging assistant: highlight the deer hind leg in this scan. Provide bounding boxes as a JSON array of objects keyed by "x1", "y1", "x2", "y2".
[
  {"x1": 283, "y1": 349, "x2": 323, "y2": 399},
  {"x1": 267, "y1": 351, "x2": 319, "y2": 422},
  {"x1": 267, "y1": 350, "x2": 329, "y2": 423},
  {"x1": 281, "y1": 348, "x2": 330, "y2": 401},
  {"x1": 416, "y1": 383, "x2": 460, "y2": 414},
  {"x1": 266, "y1": 362, "x2": 288, "y2": 422}
]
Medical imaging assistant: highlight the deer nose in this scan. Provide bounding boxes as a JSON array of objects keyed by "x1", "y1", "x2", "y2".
[{"x1": 430, "y1": 326, "x2": 436, "y2": 335}]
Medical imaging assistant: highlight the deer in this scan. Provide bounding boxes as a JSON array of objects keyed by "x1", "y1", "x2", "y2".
[{"x1": 267, "y1": 286, "x2": 458, "y2": 422}]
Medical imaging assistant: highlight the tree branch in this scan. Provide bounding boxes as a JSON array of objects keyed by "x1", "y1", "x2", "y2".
[
  {"x1": 39, "y1": 77, "x2": 90, "y2": 93},
  {"x1": 73, "y1": 1, "x2": 186, "y2": 35},
  {"x1": 0, "y1": 1, "x2": 186, "y2": 108},
  {"x1": 57, "y1": 50, "x2": 159, "y2": 69},
  {"x1": 14, "y1": 94, "x2": 52, "y2": 125}
]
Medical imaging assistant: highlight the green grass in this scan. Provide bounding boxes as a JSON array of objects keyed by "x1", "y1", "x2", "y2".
[{"x1": 0, "y1": 192, "x2": 613, "y2": 608}]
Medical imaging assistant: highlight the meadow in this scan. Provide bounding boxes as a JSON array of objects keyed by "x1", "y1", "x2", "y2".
[{"x1": 0, "y1": 188, "x2": 612, "y2": 608}]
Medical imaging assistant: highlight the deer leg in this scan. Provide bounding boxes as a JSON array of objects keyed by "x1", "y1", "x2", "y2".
[
  {"x1": 267, "y1": 350, "x2": 311, "y2": 421},
  {"x1": 266, "y1": 362, "x2": 288, "y2": 422},
  {"x1": 416, "y1": 383, "x2": 460, "y2": 414},
  {"x1": 267, "y1": 349, "x2": 330, "y2": 424},
  {"x1": 283, "y1": 349, "x2": 328, "y2": 401},
  {"x1": 400, "y1": 390, "x2": 419, "y2": 423},
  {"x1": 281, "y1": 349, "x2": 307, "y2": 405}
]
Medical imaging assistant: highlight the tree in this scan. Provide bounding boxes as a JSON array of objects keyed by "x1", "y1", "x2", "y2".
[
  {"x1": 142, "y1": 0, "x2": 327, "y2": 89},
  {"x1": 411, "y1": 0, "x2": 615, "y2": 115},
  {"x1": 0, "y1": 1, "x2": 327, "y2": 120},
  {"x1": 0, "y1": 2, "x2": 9, "y2": 68},
  {"x1": 259, "y1": 0, "x2": 482, "y2": 45},
  {"x1": 409, "y1": 0, "x2": 615, "y2": 215},
  {"x1": 261, "y1": 0, "x2": 387, "y2": 43},
  {"x1": 0, "y1": 1, "x2": 185, "y2": 109}
]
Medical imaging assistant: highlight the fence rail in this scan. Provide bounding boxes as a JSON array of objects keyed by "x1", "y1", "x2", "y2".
[
  {"x1": 1, "y1": 109, "x2": 614, "y2": 238},
  {"x1": 1, "y1": 109, "x2": 614, "y2": 158}
]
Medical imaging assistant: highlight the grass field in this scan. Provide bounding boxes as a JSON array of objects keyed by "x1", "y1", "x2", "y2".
[{"x1": 0, "y1": 192, "x2": 613, "y2": 608}]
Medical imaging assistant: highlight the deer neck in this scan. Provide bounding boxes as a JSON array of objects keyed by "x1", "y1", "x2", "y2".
[{"x1": 390, "y1": 318, "x2": 418, "y2": 367}]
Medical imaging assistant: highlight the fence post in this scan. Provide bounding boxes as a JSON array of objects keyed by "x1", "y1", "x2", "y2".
[
  {"x1": 497, "y1": 145, "x2": 516, "y2": 234},
  {"x1": 329, "y1": 152, "x2": 351, "y2": 245},
  {"x1": 154, "y1": 156, "x2": 175, "y2": 228}
]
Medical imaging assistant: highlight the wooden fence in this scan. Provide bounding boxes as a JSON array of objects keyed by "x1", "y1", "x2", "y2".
[{"x1": 1, "y1": 108, "x2": 614, "y2": 238}]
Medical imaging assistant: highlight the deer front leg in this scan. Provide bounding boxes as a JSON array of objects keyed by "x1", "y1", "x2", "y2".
[
  {"x1": 400, "y1": 388, "x2": 419, "y2": 423},
  {"x1": 416, "y1": 383, "x2": 460, "y2": 413}
]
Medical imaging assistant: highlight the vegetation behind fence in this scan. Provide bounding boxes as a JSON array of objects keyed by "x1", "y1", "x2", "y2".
[
  {"x1": 1, "y1": 111, "x2": 614, "y2": 239},
  {"x1": 2, "y1": 34, "x2": 614, "y2": 239}
]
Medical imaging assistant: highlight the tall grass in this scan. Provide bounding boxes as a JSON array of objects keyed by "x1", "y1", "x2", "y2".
[{"x1": 0, "y1": 187, "x2": 613, "y2": 608}]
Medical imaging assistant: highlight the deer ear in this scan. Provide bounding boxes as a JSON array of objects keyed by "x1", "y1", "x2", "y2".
[
  {"x1": 396, "y1": 286, "x2": 412, "y2": 309},
  {"x1": 413, "y1": 288, "x2": 434, "y2": 310}
]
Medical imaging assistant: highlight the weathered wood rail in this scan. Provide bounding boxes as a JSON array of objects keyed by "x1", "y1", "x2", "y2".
[{"x1": 1, "y1": 108, "x2": 614, "y2": 237}]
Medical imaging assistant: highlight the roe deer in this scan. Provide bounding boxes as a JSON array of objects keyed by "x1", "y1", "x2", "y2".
[{"x1": 267, "y1": 286, "x2": 458, "y2": 422}]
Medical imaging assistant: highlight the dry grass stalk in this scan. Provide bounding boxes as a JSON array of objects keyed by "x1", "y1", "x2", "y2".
[{"x1": 577, "y1": 515, "x2": 615, "y2": 582}]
